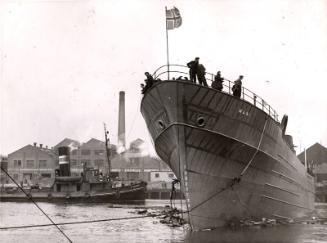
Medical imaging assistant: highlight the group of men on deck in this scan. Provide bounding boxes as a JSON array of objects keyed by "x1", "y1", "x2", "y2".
[
  {"x1": 187, "y1": 57, "x2": 243, "y2": 98},
  {"x1": 141, "y1": 57, "x2": 244, "y2": 98},
  {"x1": 187, "y1": 57, "x2": 208, "y2": 87}
]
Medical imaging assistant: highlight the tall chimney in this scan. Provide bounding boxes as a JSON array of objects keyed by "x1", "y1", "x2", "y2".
[{"x1": 118, "y1": 91, "x2": 126, "y2": 150}]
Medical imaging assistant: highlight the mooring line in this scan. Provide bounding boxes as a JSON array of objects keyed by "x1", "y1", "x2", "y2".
[
  {"x1": 185, "y1": 116, "x2": 269, "y2": 214},
  {"x1": 239, "y1": 116, "x2": 268, "y2": 177},
  {"x1": 0, "y1": 167, "x2": 73, "y2": 243},
  {"x1": 188, "y1": 177, "x2": 240, "y2": 213},
  {"x1": 0, "y1": 213, "x2": 166, "y2": 231}
]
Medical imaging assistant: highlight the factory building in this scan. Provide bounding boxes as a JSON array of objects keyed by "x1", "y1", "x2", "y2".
[
  {"x1": 0, "y1": 156, "x2": 9, "y2": 184},
  {"x1": 7, "y1": 143, "x2": 58, "y2": 186},
  {"x1": 298, "y1": 143, "x2": 327, "y2": 202},
  {"x1": 3, "y1": 91, "x2": 176, "y2": 194}
]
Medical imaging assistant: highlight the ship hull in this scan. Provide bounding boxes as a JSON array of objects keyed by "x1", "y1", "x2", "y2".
[{"x1": 141, "y1": 81, "x2": 315, "y2": 230}]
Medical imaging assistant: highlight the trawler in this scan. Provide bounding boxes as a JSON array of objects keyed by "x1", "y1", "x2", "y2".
[
  {"x1": 1, "y1": 126, "x2": 147, "y2": 203},
  {"x1": 140, "y1": 64, "x2": 315, "y2": 230},
  {"x1": 0, "y1": 167, "x2": 147, "y2": 203}
]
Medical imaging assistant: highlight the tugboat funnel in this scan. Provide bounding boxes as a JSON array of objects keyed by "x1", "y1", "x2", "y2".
[{"x1": 58, "y1": 146, "x2": 71, "y2": 176}]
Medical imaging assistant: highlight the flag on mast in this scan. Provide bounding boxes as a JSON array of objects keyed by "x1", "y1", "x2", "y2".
[{"x1": 166, "y1": 7, "x2": 182, "y2": 30}]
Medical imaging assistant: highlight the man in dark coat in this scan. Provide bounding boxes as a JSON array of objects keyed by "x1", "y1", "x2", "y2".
[
  {"x1": 212, "y1": 71, "x2": 224, "y2": 91},
  {"x1": 232, "y1": 75, "x2": 243, "y2": 98},
  {"x1": 197, "y1": 63, "x2": 208, "y2": 87},
  {"x1": 141, "y1": 72, "x2": 154, "y2": 94},
  {"x1": 187, "y1": 57, "x2": 199, "y2": 83}
]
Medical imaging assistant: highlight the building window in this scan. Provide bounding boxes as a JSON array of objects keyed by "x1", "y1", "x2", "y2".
[
  {"x1": 81, "y1": 149, "x2": 91, "y2": 155},
  {"x1": 71, "y1": 150, "x2": 77, "y2": 155},
  {"x1": 168, "y1": 173, "x2": 174, "y2": 178},
  {"x1": 26, "y1": 160, "x2": 34, "y2": 168},
  {"x1": 94, "y1": 150, "x2": 104, "y2": 156},
  {"x1": 155, "y1": 173, "x2": 160, "y2": 178},
  {"x1": 41, "y1": 173, "x2": 51, "y2": 178},
  {"x1": 14, "y1": 160, "x2": 22, "y2": 168},
  {"x1": 39, "y1": 160, "x2": 47, "y2": 168},
  {"x1": 13, "y1": 174, "x2": 19, "y2": 180}
]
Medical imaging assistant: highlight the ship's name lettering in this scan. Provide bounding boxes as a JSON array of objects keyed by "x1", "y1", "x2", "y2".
[{"x1": 238, "y1": 109, "x2": 249, "y2": 116}]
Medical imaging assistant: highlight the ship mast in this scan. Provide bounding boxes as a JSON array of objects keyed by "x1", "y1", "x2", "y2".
[{"x1": 104, "y1": 123, "x2": 111, "y2": 179}]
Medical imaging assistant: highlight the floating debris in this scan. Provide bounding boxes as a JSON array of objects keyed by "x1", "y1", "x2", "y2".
[
  {"x1": 158, "y1": 208, "x2": 186, "y2": 227},
  {"x1": 236, "y1": 216, "x2": 327, "y2": 228},
  {"x1": 136, "y1": 209, "x2": 148, "y2": 215},
  {"x1": 132, "y1": 207, "x2": 327, "y2": 229},
  {"x1": 131, "y1": 207, "x2": 187, "y2": 228}
]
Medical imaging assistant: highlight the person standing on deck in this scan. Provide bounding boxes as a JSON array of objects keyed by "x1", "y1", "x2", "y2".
[
  {"x1": 212, "y1": 71, "x2": 224, "y2": 91},
  {"x1": 197, "y1": 63, "x2": 208, "y2": 87},
  {"x1": 141, "y1": 72, "x2": 154, "y2": 94},
  {"x1": 232, "y1": 75, "x2": 243, "y2": 98},
  {"x1": 187, "y1": 57, "x2": 199, "y2": 83}
]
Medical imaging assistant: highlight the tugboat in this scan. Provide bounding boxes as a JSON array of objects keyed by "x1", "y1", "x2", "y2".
[
  {"x1": 0, "y1": 127, "x2": 147, "y2": 203},
  {"x1": 140, "y1": 64, "x2": 315, "y2": 230}
]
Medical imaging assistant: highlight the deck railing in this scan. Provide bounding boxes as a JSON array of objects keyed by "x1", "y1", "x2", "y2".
[{"x1": 151, "y1": 64, "x2": 279, "y2": 122}]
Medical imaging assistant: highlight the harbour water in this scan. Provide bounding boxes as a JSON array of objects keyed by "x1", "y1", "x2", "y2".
[{"x1": 1, "y1": 200, "x2": 327, "y2": 243}]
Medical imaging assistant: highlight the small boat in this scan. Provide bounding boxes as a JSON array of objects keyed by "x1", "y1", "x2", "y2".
[
  {"x1": 0, "y1": 164, "x2": 147, "y2": 203},
  {"x1": 1, "y1": 127, "x2": 147, "y2": 203}
]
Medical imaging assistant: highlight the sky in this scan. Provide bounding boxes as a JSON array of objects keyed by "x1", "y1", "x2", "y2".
[{"x1": 1, "y1": 0, "x2": 327, "y2": 156}]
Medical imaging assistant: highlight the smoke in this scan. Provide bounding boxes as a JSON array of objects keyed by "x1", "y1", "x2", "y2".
[{"x1": 67, "y1": 142, "x2": 79, "y2": 151}]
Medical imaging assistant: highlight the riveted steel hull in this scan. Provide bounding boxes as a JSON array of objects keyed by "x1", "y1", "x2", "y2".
[{"x1": 141, "y1": 81, "x2": 315, "y2": 230}]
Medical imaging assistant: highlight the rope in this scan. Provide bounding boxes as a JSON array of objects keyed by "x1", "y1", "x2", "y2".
[
  {"x1": 234, "y1": 190, "x2": 253, "y2": 214},
  {"x1": 188, "y1": 177, "x2": 240, "y2": 212},
  {"x1": 0, "y1": 214, "x2": 166, "y2": 231},
  {"x1": 0, "y1": 167, "x2": 73, "y2": 243},
  {"x1": 185, "y1": 116, "x2": 269, "y2": 214},
  {"x1": 239, "y1": 116, "x2": 268, "y2": 177}
]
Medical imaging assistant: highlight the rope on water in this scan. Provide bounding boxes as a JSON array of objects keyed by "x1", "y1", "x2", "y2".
[
  {"x1": 0, "y1": 213, "x2": 167, "y2": 231},
  {"x1": 0, "y1": 167, "x2": 73, "y2": 243}
]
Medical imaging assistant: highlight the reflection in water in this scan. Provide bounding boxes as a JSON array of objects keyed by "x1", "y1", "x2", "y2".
[{"x1": 0, "y1": 201, "x2": 327, "y2": 243}]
